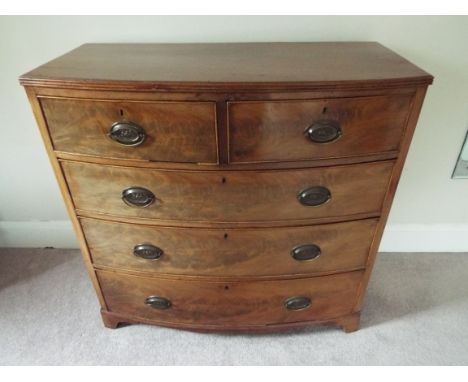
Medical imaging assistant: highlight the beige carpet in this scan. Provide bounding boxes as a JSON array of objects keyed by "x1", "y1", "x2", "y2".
[{"x1": 0, "y1": 248, "x2": 467, "y2": 365}]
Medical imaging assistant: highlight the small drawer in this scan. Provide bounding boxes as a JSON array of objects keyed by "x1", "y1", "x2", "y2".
[
  {"x1": 40, "y1": 97, "x2": 218, "y2": 164},
  {"x1": 82, "y1": 217, "x2": 377, "y2": 277},
  {"x1": 228, "y1": 94, "x2": 413, "y2": 163},
  {"x1": 97, "y1": 270, "x2": 363, "y2": 326},
  {"x1": 62, "y1": 160, "x2": 394, "y2": 223}
]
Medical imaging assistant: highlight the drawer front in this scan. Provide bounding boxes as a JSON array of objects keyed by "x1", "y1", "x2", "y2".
[
  {"x1": 228, "y1": 94, "x2": 413, "y2": 163},
  {"x1": 63, "y1": 161, "x2": 394, "y2": 222},
  {"x1": 83, "y1": 218, "x2": 377, "y2": 277},
  {"x1": 40, "y1": 97, "x2": 218, "y2": 164},
  {"x1": 97, "y1": 270, "x2": 363, "y2": 326}
]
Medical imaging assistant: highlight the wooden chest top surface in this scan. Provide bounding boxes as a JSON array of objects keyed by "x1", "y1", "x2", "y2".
[{"x1": 19, "y1": 42, "x2": 433, "y2": 91}]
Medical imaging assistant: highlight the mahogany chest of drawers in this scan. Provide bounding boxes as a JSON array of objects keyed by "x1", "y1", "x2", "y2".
[{"x1": 20, "y1": 42, "x2": 433, "y2": 332}]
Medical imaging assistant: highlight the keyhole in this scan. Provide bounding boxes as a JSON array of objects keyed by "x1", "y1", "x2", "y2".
[
  {"x1": 322, "y1": 107, "x2": 328, "y2": 114},
  {"x1": 221, "y1": 177, "x2": 226, "y2": 184},
  {"x1": 224, "y1": 233, "x2": 228, "y2": 240},
  {"x1": 119, "y1": 109, "x2": 124, "y2": 117},
  {"x1": 224, "y1": 285, "x2": 229, "y2": 290}
]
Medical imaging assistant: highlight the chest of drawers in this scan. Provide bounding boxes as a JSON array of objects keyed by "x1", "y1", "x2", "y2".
[{"x1": 20, "y1": 42, "x2": 433, "y2": 333}]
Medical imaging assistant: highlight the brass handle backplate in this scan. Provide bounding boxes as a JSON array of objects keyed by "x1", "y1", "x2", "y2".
[
  {"x1": 134, "y1": 244, "x2": 164, "y2": 260},
  {"x1": 145, "y1": 296, "x2": 172, "y2": 310},
  {"x1": 291, "y1": 244, "x2": 321, "y2": 261},
  {"x1": 285, "y1": 296, "x2": 311, "y2": 311},
  {"x1": 122, "y1": 187, "x2": 155, "y2": 208},
  {"x1": 305, "y1": 120, "x2": 342, "y2": 143},
  {"x1": 297, "y1": 186, "x2": 331, "y2": 207},
  {"x1": 109, "y1": 121, "x2": 146, "y2": 146}
]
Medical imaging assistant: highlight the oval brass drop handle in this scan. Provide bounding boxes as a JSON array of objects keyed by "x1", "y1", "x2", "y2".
[
  {"x1": 297, "y1": 186, "x2": 331, "y2": 207},
  {"x1": 133, "y1": 244, "x2": 164, "y2": 260},
  {"x1": 305, "y1": 120, "x2": 342, "y2": 143},
  {"x1": 122, "y1": 187, "x2": 155, "y2": 208},
  {"x1": 145, "y1": 296, "x2": 172, "y2": 310},
  {"x1": 284, "y1": 296, "x2": 311, "y2": 311},
  {"x1": 291, "y1": 244, "x2": 321, "y2": 261},
  {"x1": 109, "y1": 121, "x2": 146, "y2": 146}
]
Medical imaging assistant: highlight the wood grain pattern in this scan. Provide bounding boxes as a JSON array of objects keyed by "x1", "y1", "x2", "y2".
[
  {"x1": 81, "y1": 217, "x2": 378, "y2": 278},
  {"x1": 55, "y1": 149, "x2": 399, "y2": 172},
  {"x1": 20, "y1": 42, "x2": 433, "y2": 333},
  {"x1": 40, "y1": 97, "x2": 218, "y2": 164},
  {"x1": 353, "y1": 86, "x2": 430, "y2": 312},
  {"x1": 63, "y1": 160, "x2": 394, "y2": 223},
  {"x1": 100, "y1": 308, "x2": 361, "y2": 332},
  {"x1": 228, "y1": 94, "x2": 413, "y2": 163},
  {"x1": 97, "y1": 269, "x2": 363, "y2": 326},
  {"x1": 22, "y1": 88, "x2": 109, "y2": 309},
  {"x1": 20, "y1": 43, "x2": 433, "y2": 91},
  {"x1": 30, "y1": 84, "x2": 423, "y2": 102}
]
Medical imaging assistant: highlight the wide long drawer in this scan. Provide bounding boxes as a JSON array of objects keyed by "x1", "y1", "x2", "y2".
[
  {"x1": 40, "y1": 97, "x2": 218, "y2": 164},
  {"x1": 228, "y1": 94, "x2": 413, "y2": 163},
  {"x1": 63, "y1": 160, "x2": 394, "y2": 223},
  {"x1": 97, "y1": 270, "x2": 363, "y2": 326},
  {"x1": 82, "y1": 217, "x2": 377, "y2": 277}
]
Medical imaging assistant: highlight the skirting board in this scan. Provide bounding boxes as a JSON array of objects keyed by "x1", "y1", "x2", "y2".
[
  {"x1": 379, "y1": 223, "x2": 468, "y2": 252},
  {"x1": 0, "y1": 221, "x2": 79, "y2": 248},
  {"x1": 0, "y1": 220, "x2": 467, "y2": 252}
]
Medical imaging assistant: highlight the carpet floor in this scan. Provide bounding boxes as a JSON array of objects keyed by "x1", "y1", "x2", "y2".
[{"x1": 0, "y1": 248, "x2": 467, "y2": 365}]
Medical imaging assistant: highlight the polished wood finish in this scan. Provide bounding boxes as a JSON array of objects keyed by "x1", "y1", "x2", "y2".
[
  {"x1": 81, "y1": 217, "x2": 377, "y2": 278},
  {"x1": 56, "y1": 149, "x2": 399, "y2": 171},
  {"x1": 228, "y1": 93, "x2": 413, "y2": 163},
  {"x1": 100, "y1": 308, "x2": 361, "y2": 332},
  {"x1": 40, "y1": 97, "x2": 218, "y2": 164},
  {"x1": 21, "y1": 43, "x2": 432, "y2": 333},
  {"x1": 353, "y1": 86, "x2": 430, "y2": 312},
  {"x1": 62, "y1": 160, "x2": 394, "y2": 223},
  {"x1": 20, "y1": 43, "x2": 432, "y2": 91},
  {"x1": 23, "y1": 87, "x2": 109, "y2": 310},
  {"x1": 97, "y1": 269, "x2": 363, "y2": 327}
]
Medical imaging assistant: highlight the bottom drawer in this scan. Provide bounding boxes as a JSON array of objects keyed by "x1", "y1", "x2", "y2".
[{"x1": 97, "y1": 270, "x2": 363, "y2": 327}]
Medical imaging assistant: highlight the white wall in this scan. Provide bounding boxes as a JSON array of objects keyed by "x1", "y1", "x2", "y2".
[{"x1": 0, "y1": 16, "x2": 467, "y2": 250}]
